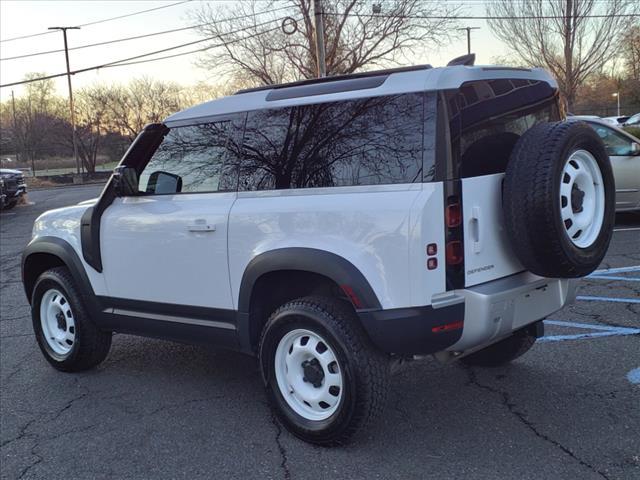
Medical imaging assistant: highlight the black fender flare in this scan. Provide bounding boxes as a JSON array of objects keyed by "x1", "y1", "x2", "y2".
[
  {"x1": 22, "y1": 236, "x2": 100, "y2": 316},
  {"x1": 237, "y1": 247, "x2": 382, "y2": 313}
]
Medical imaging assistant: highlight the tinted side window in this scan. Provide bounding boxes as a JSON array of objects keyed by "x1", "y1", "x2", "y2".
[
  {"x1": 139, "y1": 119, "x2": 241, "y2": 194},
  {"x1": 449, "y1": 80, "x2": 560, "y2": 178},
  {"x1": 591, "y1": 124, "x2": 635, "y2": 156},
  {"x1": 239, "y1": 93, "x2": 426, "y2": 190}
]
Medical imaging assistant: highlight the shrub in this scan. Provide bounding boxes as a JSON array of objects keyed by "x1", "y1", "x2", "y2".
[{"x1": 623, "y1": 126, "x2": 640, "y2": 139}]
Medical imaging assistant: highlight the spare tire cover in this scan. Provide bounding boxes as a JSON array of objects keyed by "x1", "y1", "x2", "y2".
[{"x1": 503, "y1": 121, "x2": 615, "y2": 278}]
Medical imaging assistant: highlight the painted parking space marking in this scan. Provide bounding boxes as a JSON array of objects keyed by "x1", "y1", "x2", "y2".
[
  {"x1": 591, "y1": 265, "x2": 640, "y2": 275},
  {"x1": 576, "y1": 295, "x2": 640, "y2": 304},
  {"x1": 613, "y1": 227, "x2": 640, "y2": 232},
  {"x1": 585, "y1": 275, "x2": 640, "y2": 282},
  {"x1": 627, "y1": 368, "x2": 640, "y2": 385},
  {"x1": 540, "y1": 320, "x2": 640, "y2": 343}
]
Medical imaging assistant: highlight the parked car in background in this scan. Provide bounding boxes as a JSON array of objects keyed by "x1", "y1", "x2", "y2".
[
  {"x1": 624, "y1": 113, "x2": 640, "y2": 126},
  {"x1": 603, "y1": 116, "x2": 630, "y2": 126},
  {"x1": 0, "y1": 168, "x2": 27, "y2": 209},
  {"x1": 582, "y1": 119, "x2": 640, "y2": 212},
  {"x1": 0, "y1": 177, "x2": 6, "y2": 210}
]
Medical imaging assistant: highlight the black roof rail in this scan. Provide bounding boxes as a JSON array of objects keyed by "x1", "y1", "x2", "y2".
[{"x1": 234, "y1": 64, "x2": 433, "y2": 95}]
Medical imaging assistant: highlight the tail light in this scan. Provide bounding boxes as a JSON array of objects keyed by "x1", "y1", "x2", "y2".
[
  {"x1": 446, "y1": 241, "x2": 463, "y2": 265},
  {"x1": 446, "y1": 202, "x2": 461, "y2": 228}
]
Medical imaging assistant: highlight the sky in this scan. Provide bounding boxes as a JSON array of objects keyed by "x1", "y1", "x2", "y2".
[{"x1": 0, "y1": 0, "x2": 509, "y2": 101}]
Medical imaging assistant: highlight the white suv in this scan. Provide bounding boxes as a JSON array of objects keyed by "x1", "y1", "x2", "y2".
[{"x1": 23, "y1": 62, "x2": 615, "y2": 445}]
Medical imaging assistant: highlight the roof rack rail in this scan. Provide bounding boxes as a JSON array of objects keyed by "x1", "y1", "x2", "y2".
[{"x1": 235, "y1": 64, "x2": 433, "y2": 95}]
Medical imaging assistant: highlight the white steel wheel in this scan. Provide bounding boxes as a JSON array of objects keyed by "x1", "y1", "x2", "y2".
[
  {"x1": 274, "y1": 328, "x2": 343, "y2": 421},
  {"x1": 559, "y1": 149, "x2": 605, "y2": 248},
  {"x1": 39, "y1": 288, "x2": 76, "y2": 356}
]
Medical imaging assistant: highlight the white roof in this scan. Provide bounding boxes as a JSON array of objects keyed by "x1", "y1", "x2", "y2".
[{"x1": 165, "y1": 65, "x2": 558, "y2": 125}]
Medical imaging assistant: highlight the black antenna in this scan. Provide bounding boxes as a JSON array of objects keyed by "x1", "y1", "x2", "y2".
[{"x1": 447, "y1": 53, "x2": 476, "y2": 67}]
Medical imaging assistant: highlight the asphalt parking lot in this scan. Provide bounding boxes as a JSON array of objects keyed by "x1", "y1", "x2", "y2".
[{"x1": 1, "y1": 186, "x2": 638, "y2": 480}]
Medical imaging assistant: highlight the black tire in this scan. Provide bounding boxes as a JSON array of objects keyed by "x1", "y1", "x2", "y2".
[
  {"x1": 503, "y1": 121, "x2": 615, "y2": 278},
  {"x1": 32, "y1": 267, "x2": 112, "y2": 372},
  {"x1": 460, "y1": 326, "x2": 537, "y2": 367},
  {"x1": 259, "y1": 296, "x2": 389, "y2": 446},
  {"x1": 3, "y1": 199, "x2": 17, "y2": 210}
]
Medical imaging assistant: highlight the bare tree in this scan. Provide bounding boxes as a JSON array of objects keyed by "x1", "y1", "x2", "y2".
[
  {"x1": 486, "y1": 0, "x2": 636, "y2": 110},
  {"x1": 190, "y1": 0, "x2": 460, "y2": 86},
  {"x1": 621, "y1": 23, "x2": 640, "y2": 80},
  {"x1": 102, "y1": 78, "x2": 184, "y2": 140}
]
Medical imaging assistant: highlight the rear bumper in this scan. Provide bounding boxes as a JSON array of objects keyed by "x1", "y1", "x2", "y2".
[
  {"x1": 358, "y1": 272, "x2": 577, "y2": 356},
  {"x1": 448, "y1": 272, "x2": 577, "y2": 352}
]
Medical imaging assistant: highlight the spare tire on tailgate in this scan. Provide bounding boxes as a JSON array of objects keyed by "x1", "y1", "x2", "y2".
[{"x1": 503, "y1": 121, "x2": 615, "y2": 278}]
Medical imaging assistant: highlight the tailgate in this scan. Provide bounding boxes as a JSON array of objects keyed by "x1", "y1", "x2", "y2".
[{"x1": 461, "y1": 173, "x2": 523, "y2": 287}]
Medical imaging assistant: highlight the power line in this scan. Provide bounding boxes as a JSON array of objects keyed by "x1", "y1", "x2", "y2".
[
  {"x1": 0, "y1": 0, "x2": 192, "y2": 43},
  {"x1": 324, "y1": 12, "x2": 639, "y2": 20},
  {"x1": 0, "y1": 5, "x2": 292, "y2": 62},
  {"x1": 0, "y1": 16, "x2": 295, "y2": 89}
]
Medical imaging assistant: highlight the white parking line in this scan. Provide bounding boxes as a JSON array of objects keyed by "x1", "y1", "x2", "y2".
[
  {"x1": 591, "y1": 265, "x2": 640, "y2": 275},
  {"x1": 614, "y1": 227, "x2": 640, "y2": 232}
]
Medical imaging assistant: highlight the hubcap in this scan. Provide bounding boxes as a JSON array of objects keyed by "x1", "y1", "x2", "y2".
[
  {"x1": 274, "y1": 329, "x2": 343, "y2": 421},
  {"x1": 559, "y1": 150, "x2": 605, "y2": 248},
  {"x1": 40, "y1": 289, "x2": 76, "y2": 356}
]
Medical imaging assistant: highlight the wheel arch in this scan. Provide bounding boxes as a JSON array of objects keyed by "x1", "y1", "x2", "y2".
[
  {"x1": 22, "y1": 236, "x2": 95, "y2": 306},
  {"x1": 238, "y1": 248, "x2": 381, "y2": 313},
  {"x1": 237, "y1": 248, "x2": 382, "y2": 352}
]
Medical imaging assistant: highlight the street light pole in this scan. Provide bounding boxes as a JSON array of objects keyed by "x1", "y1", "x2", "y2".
[
  {"x1": 49, "y1": 26, "x2": 81, "y2": 175},
  {"x1": 612, "y1": 92, "x2": 620, "y2": 117},
  {"x1": 457, "y1": 26, "x2": 480, "y2": 55},
  {"x1": 313, "y1": 0, "x2": 326, "y2": 77}
]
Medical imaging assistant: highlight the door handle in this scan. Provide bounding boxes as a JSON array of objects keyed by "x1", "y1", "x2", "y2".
[
  {"x1": 470, "y1": 206, "x2": 482, "y2": 253},
  {"x1": 188, "y1": 220, "x2": 216, "y2": 232}
]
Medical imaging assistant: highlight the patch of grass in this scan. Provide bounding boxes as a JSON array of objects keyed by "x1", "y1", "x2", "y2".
[{"x1": 623, "y1": 126, "x2": 640, "y2": 139}]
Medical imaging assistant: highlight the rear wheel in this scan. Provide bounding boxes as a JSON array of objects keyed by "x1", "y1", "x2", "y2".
[
  {"x1": 259, "y1": 296, "x2": 389, "y2": 446},
  {"x1": 32, "y1": 267, "x2": 112, "y2": 372}
]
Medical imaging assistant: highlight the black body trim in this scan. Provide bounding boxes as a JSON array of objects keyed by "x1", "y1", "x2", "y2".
[
  {"x1": 22, "y1": 236, "x2": 100, "y2": 313},
  {"x1": 236, "y1": 64, "x2": 432, "y2": 95},
  {"x1": 358, "y1": 302, "x2": 465, "y2": 355},
  {"x1": 265, "y1": 76, "x2": 387, "y2": 101},
  {"x1": 98, "y1": 296, "x2": 240, "y2": 349},
  {"x1": 238, "y1": 248, "x2": 382, "y2": 313}
]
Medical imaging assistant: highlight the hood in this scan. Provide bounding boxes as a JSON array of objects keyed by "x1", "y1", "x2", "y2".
[
  {"x1": 0, "y1": 168, "x2": 23, "y2": 175},
  {"x1": 77, "y1": 197, "x2": 99, "y2": 206}
]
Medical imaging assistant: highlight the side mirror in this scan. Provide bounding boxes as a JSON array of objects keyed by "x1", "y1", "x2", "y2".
[
  {"x1": 146, "y1": 171, "x2": 182, "y2": 194},
  {"x1": 631, "y1": 142, "x2": 640, "y2": 156},
  {"x1": 112, "y1": 166, "x2": 139, "y2": 197}
]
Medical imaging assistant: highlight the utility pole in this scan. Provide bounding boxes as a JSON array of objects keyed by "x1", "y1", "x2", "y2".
[
  {"x1": 10, "y1": 90, "x2": 20, "y2": 167},
  {"x1": 458, "y1": 26, "x2": 480, "y2": 55},
  {"x1": 48, "y1": 26, "x2": 81, "y2": 175},
  {"x1": 612, "y1": 92, "x2": 620, "y2": 117},
  {"x1": 313, "y1": 0, "x2": 326, "y2": 77}
]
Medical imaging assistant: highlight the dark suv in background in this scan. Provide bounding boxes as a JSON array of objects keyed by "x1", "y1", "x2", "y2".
[{"x1": 0, "y1": 169, "x2": 27, "y2": 210}]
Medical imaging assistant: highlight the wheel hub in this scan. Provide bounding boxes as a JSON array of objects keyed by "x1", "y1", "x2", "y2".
[
  {"x1": 571, "y1": 184, "x2": 585, "y2": 213},
  {"x1": 274, "y1": 328, "x2": 344, "y2": 421},
  {"x1": 56, "y1": 311, "x2": 67, "y2": 331},
  {"x1": 559, "y1": 150, "x2": 605, "y2": 248},
  {"x1": 301, "y1": 358, "x2": 324, "y2": 388},
  {"x1": 40, "y1": 289, "x2": 76, "y2": 356}
]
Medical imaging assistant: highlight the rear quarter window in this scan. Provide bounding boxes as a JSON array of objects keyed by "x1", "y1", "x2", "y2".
[
  {"x1": 447, "y1": 79, "x2": 560, "y2": 179},
  {"x1": 238, "y1": 93, "x2": 431, "y2": 190}
]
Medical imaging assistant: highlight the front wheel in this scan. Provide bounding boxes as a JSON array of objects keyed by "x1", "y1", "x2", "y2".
[
  {"x1": 32, "y1": 267, "x2": 112, "y2": 372},
  {"x1": 259, "y1": 296, "x2": 389, "y2": 446}
]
